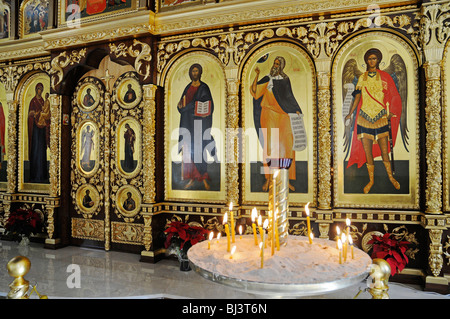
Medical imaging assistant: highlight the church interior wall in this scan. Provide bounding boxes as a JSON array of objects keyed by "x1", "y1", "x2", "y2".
[{"x1": 0, "y1": 0, "x2": 449, "y2": 293}]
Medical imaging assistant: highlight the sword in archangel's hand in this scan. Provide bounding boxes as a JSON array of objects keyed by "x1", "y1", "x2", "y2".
[{"x1": 387, "y1": 103, "x2": 395, "y2": 175}]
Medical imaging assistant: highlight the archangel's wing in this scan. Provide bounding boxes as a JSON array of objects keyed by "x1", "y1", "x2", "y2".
[
  {"x1": 383, "y1": 53, "x2": 409, "y2": 152},
  {"x1": 341, "y1": 59, "x2": 362, "y2": 159}
]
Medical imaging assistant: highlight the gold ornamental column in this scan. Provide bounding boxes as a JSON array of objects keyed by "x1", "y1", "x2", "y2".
[
  {"x1": 424, "y1": 61, "x2": 442, "y2": 215},
  {"x1": 420, "y1": 2, "x2": 449, "y2": 290},
  {"x1": 3, "y1": 91, "x2": 17, "y2": 221},
  {"x1": 316, "y1": 57, "x2": 333, "y2": 239},
  {"x1": 141, "y1": 84, "x2": 157, "y2": 262},
  {"x1": 45, "y1": 94, "x2": 61, "y2": 246},
  {"x1": 225, "y1": 63, "x2": 240, "y2": 207},
  {"x1": 102, "y1": 70, "x2": 114, "y2": 251}
]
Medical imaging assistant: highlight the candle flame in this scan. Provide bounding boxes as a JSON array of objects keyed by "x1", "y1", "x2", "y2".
[
  {"x1": 337, "y1": 239, "x2": 343, "y2": 250},
  {"x1": 305, "y1": 202, "x2": 310, "y2": 216},
  {"x1": 239, "y1": 225, "x2": 242, "y2": 235},
  {"x1": 217, "y1": 233, "x2": 221, "y2": 240},
  {"x1": 263, "y1": 218, "x2": 269, "y2": 229},
  {"x1": 209, "y1": 232, "x2": 214, "y2": 241},
  {"x1": 231, "y1": 245, "x2": 236, "y2": 255},
  {"x1": 309, "y1": 233, "x2": 314, "y2": 241},
  {"x1": 346, "y1": 218, "x2": 351, "y2": 226},
  {"x1": 257, "y1": 215, "x2": 262, "y2": 226},
  {"x1": 341, "y1": 233, "x2": 346, "y2": 243},
  {"x1": 251, "y1": 208, "x2": 257, "y2": 221},
  {"x1": 229, "y1": 202, "x2": 233, "y2": 211},
  {"x1": 348, "y1": 235, "x2": 353, "y2": 245},
  {"x1": 336, "y1": 226, "x2": 340, "y2": 236},
  {"x1": 223, "y1": 212, "x2": 228, "y2": 224},
  {"x1": 259, "y1": 242, "x2": 263, "y2": 249}
]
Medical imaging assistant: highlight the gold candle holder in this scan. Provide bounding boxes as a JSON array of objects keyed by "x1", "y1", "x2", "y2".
[
  {"x1": 368, "y1": 259, "x2": 391, "y2": 299},
  {"x1": 7, "y1": 256, "x2": 48, "y2": 299},
  {"x1": 7, "y1": 256, "x2": 31, "y2": 299},
  {"x1": 267, "y1": 158, "x2": 292, "y2": 247}
]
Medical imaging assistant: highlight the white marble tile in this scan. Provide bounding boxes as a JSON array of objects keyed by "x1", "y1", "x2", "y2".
[{"x1": 0, "y1": 240, "x2": 448, "y2": 299}]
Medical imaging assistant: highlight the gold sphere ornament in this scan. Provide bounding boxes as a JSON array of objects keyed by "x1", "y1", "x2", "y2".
[
  {"x1": 7, "y1": 256, "x2": 31, "y2": 278},
  {"x1": 6, "y1": 256, "x2": 31, "y2": 299},
  {"x1": 368, "y1": 258, "x2": 391, "y2": 299}
]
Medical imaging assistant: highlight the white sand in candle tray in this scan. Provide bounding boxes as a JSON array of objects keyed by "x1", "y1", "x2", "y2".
[{"x1": 188, "y1": 235, "x2": 372, "y2": 285}]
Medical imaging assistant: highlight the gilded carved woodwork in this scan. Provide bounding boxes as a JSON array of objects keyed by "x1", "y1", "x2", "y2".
[
  {"x1": 424, "y1": 62, "x2": 442, "y2": 214},
  {"x1": 444, "y1": 235, "x2": 450, "y2": 266},
  {"x1": 103, "y1": 79, "x2": 112, "y2": 251},
  {"x1": 429, "y1": 229, "x2": 444, "y2": 277},
  {"x1": 142, "y1": 84, "x2": 157, "y2": 204},
  {"x1": 111, "y1": 221, "x2": 144, "y2": 245},
  {"x1": 226, "y1": 77, "x2": 239, "y2": 206},
  {"x1": 110, "y1": 72, "x2": 144, "y2": 224},
  {"x1": 71, "y1": 77, "x2": 106, "y2": 219},
  {"x1": 109, "y1": 40, "x2": 152, "y2": 81},
  {"x1": 71, "y1": 218, "x2": 105, "y2": 241},
  {"x1": 50, "y1": 49, "x2": 86, "y2": 90},
  {"x1": 141, "y1": 211, "x2": 153, "y2": 251},
  {"x1": 317, "y1": 71, "x2": 332, "y2": 210}
]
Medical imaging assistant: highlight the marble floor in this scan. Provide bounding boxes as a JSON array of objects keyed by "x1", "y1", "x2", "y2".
[{"x1": 0, "y1": 239, "x2": 449, "y2": 299}]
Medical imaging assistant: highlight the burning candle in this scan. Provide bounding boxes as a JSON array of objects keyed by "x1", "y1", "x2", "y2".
[
  {"x1": 223, "y1": 213, "x2": 231, "y2": 252},
  {"x1": 309, "y1": 232, "x2": 314, "y2": 243},
  {"x1": 239, "y1": 225, "x2": 243, "y2": 240},
  {"x1": 230, "y1": 245, "x2": 236, "y2": 259},
  {"x1": 342, "y1": 233, "x2": 347, "y2": 262},
  {"x1": 208, "y1": 232, "x2": 213, "y2": 250},
  {"x1": 305, "y1": 202, "x2": 312, "y2": 244},
  {"x1": 229, "y1": 202, "x2": 235, "y2": 243},
  {"x1": 348, "y1": 235, "x2": 354, "y2": 259},
  {"x1": 216, "y1": 233, "x2": 221, "y2": 244},
  {"x1": 257, "y1": 215, "x2": 264, "y2": 246},
  {"x1": 338, "y1": 239, "x2": 343, "y2": 264},
  {"x1": 336, "y1": 226, "x2": 341, "y2": 249},
  {"x1": 251, "y1": 208, "x2": 258, "y2": 245},
  {"x1": 345, "y1": 218, "x2": 351, "y2": 261},
  {"x1": 261, "y1": 219, "x2": 269, "y2": 268}
]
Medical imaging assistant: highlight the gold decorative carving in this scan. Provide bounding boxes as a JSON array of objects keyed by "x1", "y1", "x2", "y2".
[
  {"x1": 317, "y1": 71, "x2": 332, "y2": 209},
  {"x1": 318, "y1": 223, "x2": 330, "y2": 239},
  {"x1": 142, "y1": 212, "x2": 153, "y2": 251},
  {"x1": 414, "y1": 3, "x2": 450, "y2": 63},
  {"x1": 44, "y1": 22, "x2": 150, "y2": 50},
  {"x1": 6, "y1": 98, "x2": 17, "y2": 195},
  {"x1": 111, "y1": 221, "x2": 144, "y2": 245},
  {"x1": 103, "y1": 85, "x2": 112, "y2": 251},
  {"x1": 109, "y1": 39, "x2": 152, "y2": 81},
  {"x1": 154, "y1": 0, "x2": 409, "y2": 35},
  {"x1": 71, "y1": 218, "x2": 105, "y2": 241},
  {"x1": 226, "y1": 78, "x2": 239, "y2": 206},
  {"x1": 50, "y1": 49, "x2": 87, "y2": 90},
  {"x1": 48, "y1": 94, "x2": 61, "y2": 198},
  {"x1": 428, "y1": 229, "x2": 443, "y2": 277},
  {"x1": 444, "y1": 235, "x2": 450, "y2": 265},
  {"x1": 71, "y1": 77, "x2": 105, "y2": 219},
  {"x1": 142, "y1": 84, "x2": 157, "y2": 204},
  {"x1": 424, "y1": 62, "x2": 442, "y2": 214}
]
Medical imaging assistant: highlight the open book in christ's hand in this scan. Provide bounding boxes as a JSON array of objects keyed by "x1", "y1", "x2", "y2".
[{"x1": 195, "y1": 100, "x2": 212, "y2": 117}]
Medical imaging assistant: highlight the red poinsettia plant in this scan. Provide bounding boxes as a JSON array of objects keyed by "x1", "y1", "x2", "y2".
[
  {"x1": 164, "y1": 221, "x2": 209, "y2": 258},
  {"x1": 4, "y1": 207, "x2": 43, "y2": 241},
  {"x1": 368, "y1": 233, "x2": 410, "y2": 276}
]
